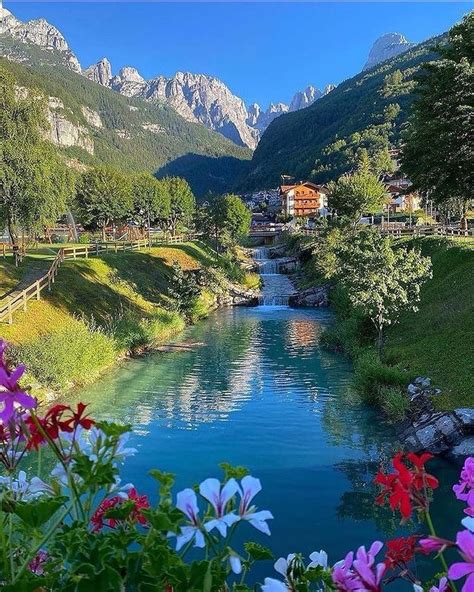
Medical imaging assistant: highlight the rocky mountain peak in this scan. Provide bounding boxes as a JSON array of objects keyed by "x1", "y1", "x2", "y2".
[
  {"x1": 116, "y1": 66, "x2": 144, "y2": 84},
  {"x1": 0, "y1": 6, "x2": 81, "y2": 72},
  {"x1": 84, "y1": 58, "x2": 112, "y2": 86},
  {"x1": 363, "y1": 32, "x2": 414, "y2": 71},
  {"x1": 289, "y1": 85, "x2": 322, "y2": 111}
]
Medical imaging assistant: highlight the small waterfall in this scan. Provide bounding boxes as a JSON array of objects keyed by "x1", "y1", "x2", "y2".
[{"x1": 253, "y1": 247, "x2": 296, "y2": 308}]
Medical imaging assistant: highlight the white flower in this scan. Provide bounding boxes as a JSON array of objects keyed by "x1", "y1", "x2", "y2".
[
  {"x1": 229, "y1": 552, "x2": 242, "y2": 575},
  {"x1": 175, "y1": 488, "x2": 205, "y2": 551},
  {"x1": 274, "y1": 554, "x2": 296, "y2": 578},
  {"x1": 200, "y1": 477, "x2": 239, "y2": 537},
  {"x1": 237, "y1": 475, "x2": 273, "y2": 535},
  {"x1": 0, "y1": 471, "x2": 53, "y2": 500},
  {"x1": 308, "y1": 549, "x2": 328, "y2": 569},
  {"x1": 462, "y1": 516, "x2": 474, "y2": 532},
  {"x1": 261, "y1": 578, "x2": 289, "y2": 592}
]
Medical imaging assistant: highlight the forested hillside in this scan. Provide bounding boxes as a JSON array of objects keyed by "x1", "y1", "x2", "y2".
[
  {"x1": 239, "y1": 35, "x2": 443, "y2": 190},
  {"x1": 0, "y1": 39, "x2": 251, "y2": 196}
]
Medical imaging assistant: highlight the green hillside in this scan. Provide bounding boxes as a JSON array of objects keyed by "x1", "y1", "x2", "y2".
[
  {"x1": 239, "y1": 36, "x2": 443, "y2": 190},
  {"x1": 0, "y1": 38, "x2": 251, "y2": 196}
]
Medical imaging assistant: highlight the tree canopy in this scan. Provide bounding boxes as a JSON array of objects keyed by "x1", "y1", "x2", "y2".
[
  {"x1": 76, "y1": 166, "x2": 132, "y2": 240},
  {"x1": 328, "y1": 160, "x2": 388, "y2": 225},
  {"x1": 131, "y1": 173, "x2": 170, "y2": 228},
  {"x1": 162, "y1": 177, "x2": 196, "y2": 235},
  {"x1": 206, "y1": 193, "x2": 251, "y2": 249},
  {"x1": 402, "y1": 13, "x2": 474, "y2": 226}
]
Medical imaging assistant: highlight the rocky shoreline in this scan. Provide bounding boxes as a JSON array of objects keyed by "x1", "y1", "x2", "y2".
[{"x1": 396, "y1": 376, "x2": 474, "y2": 456}]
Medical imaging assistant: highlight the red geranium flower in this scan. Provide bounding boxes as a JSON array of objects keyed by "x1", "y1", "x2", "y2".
[
  {"x1": 26, "y1": 403, "x2": 95, "y2": 450},
  {"x1": 375, "y1": 452, "x2": 438, "y2": 521},
  {"x1": 91, "y1": 489, "x2": 150, "y2": 532},
  {"x1": 385, "y1": 536, "x2": 417, "y2": 569}
]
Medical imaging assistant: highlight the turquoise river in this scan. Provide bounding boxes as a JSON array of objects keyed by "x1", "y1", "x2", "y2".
[{"x1": 68, "y1": 306, "x2": 462, "y2": 584}]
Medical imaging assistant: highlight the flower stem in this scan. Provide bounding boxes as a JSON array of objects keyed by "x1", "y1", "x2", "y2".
[{"x1": 424, "y1": 509, "x2": 457, "y2": 592}]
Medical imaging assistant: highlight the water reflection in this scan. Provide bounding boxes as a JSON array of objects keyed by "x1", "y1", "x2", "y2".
[{"x1": 69, "y1": 307, "x2": 457, "y2": 575}]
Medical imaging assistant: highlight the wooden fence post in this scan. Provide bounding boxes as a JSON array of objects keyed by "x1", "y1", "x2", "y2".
[
  {"x1": 23, "y1": 291, "x2": 27, "y2": 312},
  {"x1": 2, "y1": 244, "x2": 5, "y2": 259},
  {"x1": 95, "y1": 243, "x2": 99, "y2": 256},
  {"x1": 8, "y1": 299, "x2": 12, "y2": 325},
  {"x1": 85, "y1": 246, "x2": 89, "y2": 259},
  {"x1": 36, "y1": 281, "x2": 40, "y2": 300}
]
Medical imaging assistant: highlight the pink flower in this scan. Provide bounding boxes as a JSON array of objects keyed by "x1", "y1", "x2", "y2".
[
  {"x1": 332, "y1": 542, "x2": 386, "y2": 592},
  {"x1": 418, "y1": 536, "x2": 452, "y2": 554},
  {"x1": 28, "y1": 549, "x2": 48, "y2": 575},
  {"x1": 453, "y1": 458, "x2": 474, "y2": 503},
  {"x1": 448, "y1": 529, "x2": 474, "y2": 591},
  {"x1": 0, "y1": 341, "x2": 36, "y2": 424}
]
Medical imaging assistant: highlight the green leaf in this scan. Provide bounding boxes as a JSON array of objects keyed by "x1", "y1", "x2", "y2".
[
  {"x1": 149, "y1": 469, "x2": 175, "y2": 498},
  {"x1": 95, "y1": 421, "x2": 132, "y2": 437},
  {"x1": 13, "y1": 496, "x2": 68, "y2": 527},
  {"x1": 219, "y1": 462, "x2": 249, "y2": 480},
  {"x1": 244, "y1": 542, "x2": 274, "y2": 561},
  {"x1": 143, "y1": 509, "x2": 181, "y2": 532}
]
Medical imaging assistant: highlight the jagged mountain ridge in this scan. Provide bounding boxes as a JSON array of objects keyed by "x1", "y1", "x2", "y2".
[
  {"x1": 85, "y1": 58, "x2": 336, "y2": 149},
  {"x1": 1, "y1": 6, "x2": 336, "y2": 148}
]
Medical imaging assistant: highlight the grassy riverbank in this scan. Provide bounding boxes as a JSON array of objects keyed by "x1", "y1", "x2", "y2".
[
  {"x1": 1, "y1": 241, "x2": 254, "y2": 392},
  {"x1": 291, "y1": 233, "x2": 474, "y2": 413},
  {"x1": 386, "y1": 237, "x2": 474, "y2": 409}
]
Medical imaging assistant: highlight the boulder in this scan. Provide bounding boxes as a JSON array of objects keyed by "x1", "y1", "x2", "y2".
[
  {"x1": 414, "y1": 376, "x2": 431, "y2": 388},
  {"x1": 289, "y1": 284, "x2": 330, "y2": 308}
]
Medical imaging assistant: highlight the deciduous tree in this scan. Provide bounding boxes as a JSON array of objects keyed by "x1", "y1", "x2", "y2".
[
  {"x1": 162, "y1": 177, "x2": 195, "y2": 236},
  {"x1": 76, "y1": 166, "x2": 132, "y2": 240},
  {"x1": 336, "y1": 229, "x2": 432, "y2": 355},
  {"x1": 328, "y1": 161, "x2": 388, "y2": 226}
]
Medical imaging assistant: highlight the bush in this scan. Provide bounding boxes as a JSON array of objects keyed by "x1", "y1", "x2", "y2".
[
  {"x1": 10, "y1": 318, "x2": 116, "y2": 389},
  {"x1": 111, "y1": 309, "x2": 185, "y2": 352},
  {"x1": 353, "y1": 350, "x2": 408, "y2": 406},
  {"x1": 380, "y1": 385, "x2": 410, "y2": 422},
  {"x1": 78, "y1": 232, "x2": 91, "y2": 244}
]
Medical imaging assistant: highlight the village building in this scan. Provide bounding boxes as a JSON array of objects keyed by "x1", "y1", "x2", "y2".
[
  {"x1": 386, "y1": 184, "x2": 421, "y2": 213},
  {"x1": 279, "y1": 181, "x2": 328, "y2": 217}
]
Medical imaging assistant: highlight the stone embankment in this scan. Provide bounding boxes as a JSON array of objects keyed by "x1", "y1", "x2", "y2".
[{"x1": 397, "y1": 376, "x2": 474, "y2": 455}]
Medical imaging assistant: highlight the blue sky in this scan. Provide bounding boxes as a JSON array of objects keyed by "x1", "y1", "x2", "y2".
[{"x1": 7, "y1": 2, "x2": 473, "y2": 107}]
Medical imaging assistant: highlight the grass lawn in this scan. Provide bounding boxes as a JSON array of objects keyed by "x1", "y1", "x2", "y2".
[
  {"x1": 1, "y1": 243, "x2": 226, "y2": 390},
  {"x1": 386, "y1": 237, "x2": 474, "y2": 409}
]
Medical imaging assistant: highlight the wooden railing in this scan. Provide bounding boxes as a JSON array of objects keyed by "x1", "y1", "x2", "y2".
[{"x1": 0, "y1": 234, "x2": 199, "y2": 324}]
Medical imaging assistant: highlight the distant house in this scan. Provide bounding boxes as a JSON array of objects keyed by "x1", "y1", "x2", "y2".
[
  {"x1": 386, "y1": 184, "x2": 421, "y2": 213},
  {"x1": 279, "y1": 181, "x2": 328, "y2": 217}
]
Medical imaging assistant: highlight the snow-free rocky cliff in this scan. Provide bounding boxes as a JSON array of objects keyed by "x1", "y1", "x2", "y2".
[
  {"x1": 1, "y1": 7, "x2": 412, "y2": 148},
  {"x1": 363, "y1": 33, "x2": 414, "y2": 71}
]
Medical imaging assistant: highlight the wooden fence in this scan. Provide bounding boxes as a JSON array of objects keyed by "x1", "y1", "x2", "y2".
[{"x1": 0, "y1": 234, "x2": 199, "y2": 324}]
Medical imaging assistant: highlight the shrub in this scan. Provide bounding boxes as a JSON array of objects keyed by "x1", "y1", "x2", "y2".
[
  {"x1": 380, "y1": 386, "x2": 410, "y2": 422},
  {"x1": 10, "y1": 318, "x2": 116, "y2": 389},
  {"x1": 109, "y1": 309, "x2": 185, "y2": 352},
  {"x1": 353, "y1": 350, "x2": 408, "y2": 406},
  {"x1": 78, "y1": 232, "x2": 91, "y2": 244}
]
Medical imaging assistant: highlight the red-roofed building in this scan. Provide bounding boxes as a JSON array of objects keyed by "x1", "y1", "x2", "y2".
[{"x1": 279, "y1": 181, "x2": 328, "y2": 217}]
